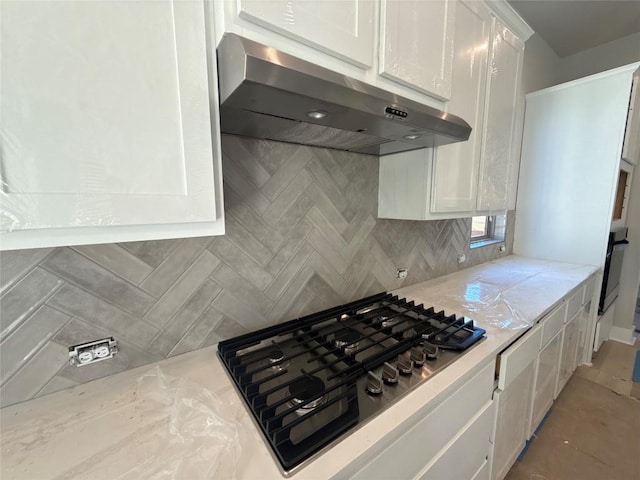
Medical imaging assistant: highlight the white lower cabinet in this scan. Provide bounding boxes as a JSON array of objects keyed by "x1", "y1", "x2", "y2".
[
  {"x1": 472, "y1": 460, "x2": 491, "y2": 480},
  {"x1": 556, "y1": 313, "x2": 580, "y2": 397},
  {"x1": 350, "y1": 361, "x2": 494, "y2": 480},
  {"x1": 529, "y1": 330, "x2": 562, "y2": 438},
  {"x1": 490, "y1": 275, "x2": 596, "y2": 478},
  {"x1": 491, "y1": 324, "x2": 542, "y2": 480},
  {"x1": 416, "y1": 400, "x2": 495, "y2": 480}
]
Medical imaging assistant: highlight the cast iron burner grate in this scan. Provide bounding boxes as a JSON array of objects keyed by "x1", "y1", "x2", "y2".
[{"x1": 217, "y1": 292, "x2": 485, "y2": 473}]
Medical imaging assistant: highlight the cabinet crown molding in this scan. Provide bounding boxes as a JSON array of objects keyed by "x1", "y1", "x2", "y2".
[{"x1": 485, "y1": 0, "x2": 534, "y2": 41}]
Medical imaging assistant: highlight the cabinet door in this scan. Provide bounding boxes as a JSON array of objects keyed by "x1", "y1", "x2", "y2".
[
  {"x1": 476, "y1": 18, "x2": 524, "y2": 212},
  {"x1": 237, "y1": 0, "x2": 374, "y2": 67},
  {"x1": 622, "y1": 72, "x2": 640, "y2": 165},
  {"x1": 1, "y1": 1, "x2": 218, "y2": 235},
  {"x1": 556, "y1": 314, "x2": 579, "y2": 397},
  {"x1": 380, "y1": 0, "x2": 455, "y2": 100},
  {"x1": 431, "y1": 1, "x2": 491, "y2": 213},
  {"x1": 492, "y1": 361, "x2": 535, "y2": 480},
  {"x1": 529, "y1": 331, "x2": 562, "y2": 438}
]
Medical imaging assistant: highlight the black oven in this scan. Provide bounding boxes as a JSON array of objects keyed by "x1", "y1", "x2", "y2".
[{"x1": 599, "y1": 227, "x2": 629, "y2": 315}]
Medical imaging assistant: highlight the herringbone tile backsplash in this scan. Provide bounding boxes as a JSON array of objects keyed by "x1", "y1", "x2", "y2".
[{"x1": 0, "y1": 135, "x2": 514, "y2": 407}]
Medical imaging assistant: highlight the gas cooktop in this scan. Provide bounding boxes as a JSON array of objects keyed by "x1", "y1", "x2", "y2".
[{"x1": 217, "y1": 292, "x2": 486, "y2": 474}]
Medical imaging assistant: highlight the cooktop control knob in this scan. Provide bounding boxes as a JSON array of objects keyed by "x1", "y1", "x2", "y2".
[
  {"x1": 366, "y1": 371, "x2": 383, "y2": 395},
  {"x1": 397, "y1": 357, "x2": 413, "y2": 374},
  {"x1": 382, "y1": 362, "x2": 399, "y2": 384},
  {"x1": 422, "y1": 341, "x2": 439, "y2": 360},
  {"x1": 410, "y1": 347, "x2": 426, "y2": 366}
]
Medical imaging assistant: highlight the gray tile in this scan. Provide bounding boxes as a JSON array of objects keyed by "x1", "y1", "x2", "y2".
[
  {"x1": 265, "y1": 219, "x2": 312, "y2": 276},
  {"x1": 0, "y1": 305, "x2": 70, "y2": 384},
  {"x1": 72, "y1": 244, "x2": 154, "y2": 285},
  {"x1": 342, "y1": 214, "x2": 377, "y2": 261},
  {"x1": 37, "y1": 375, "x2": 78, "y2": 397},
  {"x1": 146, "y1": 280, "x2": 221, "y2": 357},
  {"x1": 305, "y1": 183, "x2": 349, "y2": 234},
  {"x1": 0, "y1": 247, "x2": 53, "y2": 294},
  {"x1": 169, "y1": 305, "x2": 223, "y2": 356},
  {"x1": 224, "y1": 215, "x2": 273, "y2": 266},
  {"x1": 0, "y1": 267, "x2": 63, "y2": 340},
  {"x1": 266, "y1": 266, "x2": 315, "y2": 323},
  {"x1": 42, "y1": 248, "x2": 155, "y2": 317},
  {"x1": 225, "y1": 189, "x2": 273, "y2": 240},
  {"x1": 209, "y1": 264, "x2": 273, "y2": 315},
  {"x1": 222, "y1": 156, "x2": 271, "y2": 214},
  {"x1": 307, "y1": 252, "x2": 347, "y2": 296},
  {"x1": 140, "y1": 237, "x2": 211, "y2": 297},
  {"x1": 143, "y1": 250, "x2": 220, "y2": 327},
  {"x1": 208, "y1": 237, "x2": 273, "y2": 291},
  {"x1": 212, "y1": 316, "x2": 250, "y2": 340},
  {"x1": 0, "y1": 342, "x2": 67, "y2": 408},
  {"x1": 305, "y1": 206, "x2": 347, "y2": 251},
  {"x1": 222, "y1": 135, "x2": 272, "y2": 188},
  {"x1": 310, "y1": 149, "x2": 350, "y2": 190},
  {"x1": 265, "y1": 242, "x2": 314, "y2": 301},
  {"x1": 262, "y1": 170, "x2": 313, "y2": 225},
  {"x1": 306, "y1": 228, "x2": 348, "y2": 276},
  {"x1": 306, "y1": 157, "x2": 347, "y2": 213},
  {"x1": 260, "y1": 146, "x2": 313, "y2": 201},
  {"x1": 118, "y1": 239, "x2": 181, "y2": 268},
  {"x1": 263, "y1": 195, "x2": 314, "y2": 252},
  {"x1": 210, "y1": 291, "x2": 268, "y2": 331},
  {"x1": 48, "y1": 284, "x2": 158, "y2": 348},
  {"x1": 53, "y1": 317, "x2": 114, "y2": 347}
]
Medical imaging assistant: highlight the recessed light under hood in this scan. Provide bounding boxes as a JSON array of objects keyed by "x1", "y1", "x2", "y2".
[{"x1": 217, "y1": 34, "x2": 471, "y2": 156}]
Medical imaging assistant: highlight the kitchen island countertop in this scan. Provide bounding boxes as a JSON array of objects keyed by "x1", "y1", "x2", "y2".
[{"x1": 0, "y1": 255, "x2": 598, "y2": 479}]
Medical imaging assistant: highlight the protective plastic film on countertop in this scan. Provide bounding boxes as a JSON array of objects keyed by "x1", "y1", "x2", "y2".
[
  {"x1": 403, "y1": 258, "x2": 594, "y2": 331},
  {"x1": 112, "y1": 367, "x2": 241, "y2": 480}
]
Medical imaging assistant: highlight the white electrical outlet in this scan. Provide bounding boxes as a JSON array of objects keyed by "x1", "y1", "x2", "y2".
[
  {"x1": 498, "y1": 244, "x2": 506, "y2": 253},
  {"x1": 69, "y1": 337, "x2": 118, "y2": 367},
  {"x1": 396, "y1": 268, "x2": 408, "y2": 279},
  {"x1": 457, "y1": 254, "x2": 466, "y2": 264}
]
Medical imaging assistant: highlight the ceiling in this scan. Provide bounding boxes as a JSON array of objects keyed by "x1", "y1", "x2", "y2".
[{"x1": 508, "y1": 0, "x2": 640, "y2": 57}]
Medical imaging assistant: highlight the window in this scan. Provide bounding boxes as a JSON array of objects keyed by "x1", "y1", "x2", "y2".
[{"x1": 470, "y1": 214, "x2": 507, "y2": 248}]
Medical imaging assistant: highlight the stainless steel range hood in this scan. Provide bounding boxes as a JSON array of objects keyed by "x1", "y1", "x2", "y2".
[{"x1": 217, "y1": 34, "x2": 471, "y2": 156}]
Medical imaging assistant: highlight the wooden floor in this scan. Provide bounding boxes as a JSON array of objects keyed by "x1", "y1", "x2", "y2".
[{"x1": 505, "y1": 339, "x2": 640, "y2": 480}]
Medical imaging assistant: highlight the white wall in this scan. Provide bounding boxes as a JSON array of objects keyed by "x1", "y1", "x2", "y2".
[
  {"x1": 521, "y1": 33, "x2": 561, "y2": 93},
  {"x1": 559, "y1": 32, "x2": 640, "y2": 84}
]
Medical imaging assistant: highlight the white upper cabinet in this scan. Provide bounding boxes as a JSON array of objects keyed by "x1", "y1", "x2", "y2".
[
  {"x1": 379, "y1": 2, "x2": 528, "y2": 221},
  {"x1": 380, "y1": 0, "x2": 455, "y2": 100},
  {"x1": 431, "y1": 1, "x2": 491, "y2": 213},
  {"x1": 233, "y1": 0, "x2": 375, "y2": 67},
  {"x1": 476, "y1": 18, "x2": 524, "y2": 213},
  {"x1": 0, "y1": 0, "x2": 224, "y2": 250}
]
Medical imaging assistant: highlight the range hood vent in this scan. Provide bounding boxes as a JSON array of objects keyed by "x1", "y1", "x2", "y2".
[{"x1": 217, "y1": 34, "x2": 471, "y2": 156}]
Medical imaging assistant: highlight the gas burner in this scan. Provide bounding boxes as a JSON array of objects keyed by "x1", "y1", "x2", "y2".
[
  {"x1": 266, "y1": 346, "x2": 289, "y2": 371},
  {"x1": 333, "y1": 329, "x2": 361, "y2": 355},
  {"x1": 288, "y1": 375, "x2": 327, "y2": 415},
  {"x1": 378, "y1": 314, "x2": 400, "y2": 328}
]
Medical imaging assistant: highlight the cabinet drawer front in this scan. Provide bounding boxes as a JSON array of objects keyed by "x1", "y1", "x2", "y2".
[
  {"x1": 566, "y1": 288, "x2": 583, "y2": 322},
  {"x1": 541, "y1": 304, "x2": 566, "y2": 346},
  {"x1": 497, "y1": 324, "x2": 542, "y2": 390},
  {"x1": 351, "y1": 362, "x2": 494, "y2": 480},
  {"x1": 415, "y1": 400, "x2": 495, "y2": 480}
]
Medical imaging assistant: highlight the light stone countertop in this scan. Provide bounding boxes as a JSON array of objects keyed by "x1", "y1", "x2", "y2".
[{"x1": 0, "y1": 255, "x2": 598, "y2": 480}]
